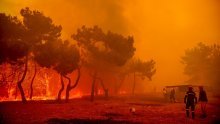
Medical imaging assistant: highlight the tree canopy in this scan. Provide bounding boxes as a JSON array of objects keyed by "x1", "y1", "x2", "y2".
[
  {"x1": 20, "y1": 7, "x2": 62, "y2": 46},
  {"x1": 0, "y1": 13, "x2": 27, "y2": 64},
  {"x1": 72, "y1": 26, "x2": 136, "y2": 101},
  {"x1": 182, "y1": 42, "x2": 220, "y2": 89},
  {"x1": 128, "y1": 58, "x2": 156, "y2": 80},
  {"x1": 72, "y1": 25, "x2": 135, "y2": 69},
  {"x1": 0, "y1": 8, "x2": 63, "y2": 102},
  {"x1": 0, "y1": 8, "x2": 158, "y2": 102}
]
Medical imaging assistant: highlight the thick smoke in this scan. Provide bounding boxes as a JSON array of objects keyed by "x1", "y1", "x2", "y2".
[
  {"x1": 69, "y1": 0, "x2": 128, "y2": 34},
  {"x1": 0, "y1": 0, "x2": 219, "y2": 90}
]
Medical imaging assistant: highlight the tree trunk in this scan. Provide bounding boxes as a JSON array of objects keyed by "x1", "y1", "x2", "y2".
[
  {"x1": 116, "y1": 76, "x2": 125, "y2": 95},
  {"x1": 30, "y1": 62, "x2": 37, "y2": 100},
  {"x1": 65, "y1": 68, "x2": 81, "y2": 102},
  {"x1": 64, "y1": 75, "x2": 71, "y2": 102},
  {"x1": 57, "y1": 74, "x2": 64, "y2": 102},
  {"x1": 90, "y1": 71, "x2": 97, "y2": 102},
  {"x1": 15, "y1": 70, "x2": 21, "y2": 99},
  {"x1": 17, "y1": 55, "x2": 28, "y2": 103},
  {"x1": 132, "y1": 72, "x2": 136, "y2": 95},
  {"x1": 70, "y1": 68, "x2": 81, "y2": 90},
  {"x1": 97, "y1": 77, "x2": 108, "y2": 99}
]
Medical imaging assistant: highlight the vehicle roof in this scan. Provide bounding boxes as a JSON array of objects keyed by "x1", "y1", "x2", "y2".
[{"x1": 165, "y1": 85, "x2": 203, "y2": 88}]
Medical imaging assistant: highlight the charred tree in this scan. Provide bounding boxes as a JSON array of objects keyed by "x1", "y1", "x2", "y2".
[
  {"x1": 17, "y1": 56, "x2": 28, "y2": 103},
  {"x1": 65, "y1": 68, "x2": 80, "y2": 102},
  {"x1": 64, "y1": 75, "x2": 71, "y2": 102},
  {"x1": 57, "y1": 74, "x2": 64, "y2": 102},
  {"x1": 128, "y1": 59, "x2": 156, "y2": 95},
  {"x1": 29, "y1": 62, "x2": 37, "y2": 100},
  {"x1": 96, "y1": 77, "x2": 108, "y2": 99},
  {"x1": 90, "y1": 71, "x2": 97, "y2": 102},
  {"x1": 72, "y1": 26, "x2": 136, "y2": 101},
  {"x1": 115, "y1": 76, "x2": 125, "y2": 95}
]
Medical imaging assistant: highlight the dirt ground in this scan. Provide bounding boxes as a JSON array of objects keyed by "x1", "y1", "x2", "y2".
[{"x1": 0, "y1": 95, "x2": 220, "y2": 124}]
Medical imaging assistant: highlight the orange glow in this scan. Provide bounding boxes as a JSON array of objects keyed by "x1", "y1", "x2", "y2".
[
  {"x1": 0, "y1": 1, "x2": 220, "y2": 124},
  {"x1": 119, "y1": 90, "x2": 127, "y2": 95},
  {"x1": 44, "y1": 73, "x2": 51, "y2": 98},
  {"x1": 70, "y1": 91, "x2": 83, "y2": 99},
  {"x1": 0, "y1": 0, "x2": 219, "y2": 100},
  {"x1": 1, "y1": 0, "x2": 219, "y2": 87}
]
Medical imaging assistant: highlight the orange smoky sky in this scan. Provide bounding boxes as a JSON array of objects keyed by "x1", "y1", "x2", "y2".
[{"x1": 1, "y1": 0, "x2": 220, "y2": 87}]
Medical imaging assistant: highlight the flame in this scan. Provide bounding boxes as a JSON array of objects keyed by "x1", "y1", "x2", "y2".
[
  {"x1": 30, "y1": 96, "x2": 54, "y2": 101},
  {"x1": 8, "y1": 88, "x2": 14, "y2": 98},
  {"x1": 119, "y1": 90, "x2": 127, "y2": 95},
  {"x1": 70, "y1": 91, "x2": 82, "y2": 99},
  {"x1": 98, "y1": 89, "x2": 104, "y2": 95},
  {"x1": 44, "y1": 73, "x2": 51, "y2": 97},
  {"x1": 0, "y1": 71, "x2": 84, "y2": 102}
]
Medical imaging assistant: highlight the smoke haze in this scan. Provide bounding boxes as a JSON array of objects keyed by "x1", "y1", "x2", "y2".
[{"x1": 1, "y1": 0, "x2": 219, "y2": 89}]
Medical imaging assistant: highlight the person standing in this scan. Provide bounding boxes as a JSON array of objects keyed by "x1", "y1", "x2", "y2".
[
  {"x1": 184, "y1": 87, "x2": 197, "y2": 119},
  {"x1": 170, "y1": 88, "x2": 175, "y2": 102},
  {"x1": 199, "y1": 86, "x2": 208, "y2": 118}
]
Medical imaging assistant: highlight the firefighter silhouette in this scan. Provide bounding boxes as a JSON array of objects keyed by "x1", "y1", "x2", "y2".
[
  {"x1": 163, "y1": 88, "x2": 168, "y2": 100},
  {"x1": 184, "y1": 87, "x2": 197, "y2": 119},
  {"x1": 170, "y1": 88, "x2": 175, "y2": 102},
  {"x1": 199, "y1": 86, "x2": 208, "y2": 118}
]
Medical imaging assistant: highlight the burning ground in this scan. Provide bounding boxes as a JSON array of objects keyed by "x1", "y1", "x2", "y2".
[{"x1": 0, "y1": 95, "x2": 220, "y2": 124}]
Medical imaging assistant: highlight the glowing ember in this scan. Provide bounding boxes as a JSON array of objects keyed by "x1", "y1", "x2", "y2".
[
  {"x1": 70, "y1": 91, "x2": 82, "y2": 99},
  {"x1": 31, "y1": 96, "x2": 54, "y2": 101},
  {"x1": 98, "y1": 89, "x2": 104, "y2": 95},
  {"x1": 119, "y1": 90, "x2": 127, "y2": 95}
]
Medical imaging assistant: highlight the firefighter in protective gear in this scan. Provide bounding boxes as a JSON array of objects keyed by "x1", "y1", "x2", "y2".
[
  {"x1": 184, "y1": 87, "x2": 197, "y2": 119},
  {"x1": 199, "y1": 86, "x2": 208, "y2": 118}
]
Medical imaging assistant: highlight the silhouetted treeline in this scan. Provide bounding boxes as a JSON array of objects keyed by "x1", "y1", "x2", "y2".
[
  {"x1": 0, "y1": 7, "x2": 156, "y2": 103},
  {"x1": 182, "y1": 42, "x2": 220, "y2": 91}
]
